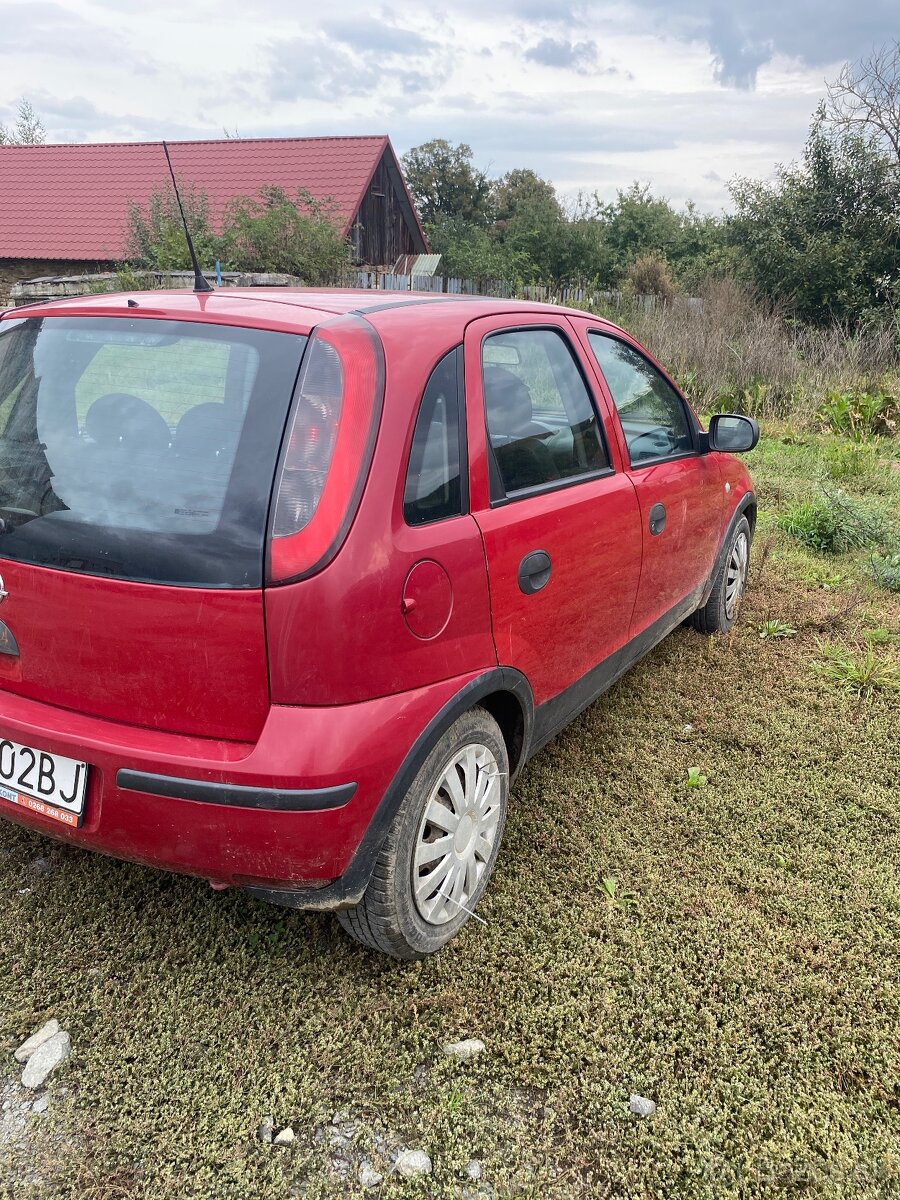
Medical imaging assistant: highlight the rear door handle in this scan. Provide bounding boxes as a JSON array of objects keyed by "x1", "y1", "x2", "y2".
[
  {"x1": 648, "y1": 503, "x2": 667, "y2": 536},
  {"x1": 517, "y1": 550, "x2": 552, "y2": 595}
]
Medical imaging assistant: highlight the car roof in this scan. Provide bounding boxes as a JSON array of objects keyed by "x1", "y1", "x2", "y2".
[{"x1": 3, "y1": 287, "x2": 626, "y2": 339}]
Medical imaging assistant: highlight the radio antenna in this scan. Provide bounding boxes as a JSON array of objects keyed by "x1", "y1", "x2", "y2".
[{"x1": 161, "y1": 140, "x2": 213, "y2": 293}]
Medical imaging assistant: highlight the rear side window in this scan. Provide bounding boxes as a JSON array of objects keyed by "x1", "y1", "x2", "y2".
[
  {"x1": 482, "y1": 328, "x2": 608, "y2": 499},
  {"x1": 404, "y1": 349, "x2": 465, "y2": 525},
  {"x1": 0, "y1": 316, "x2": 305, "y2": 586},
  {"x1": 587, "y1": 332, "x2": 694, "y2": 466}
]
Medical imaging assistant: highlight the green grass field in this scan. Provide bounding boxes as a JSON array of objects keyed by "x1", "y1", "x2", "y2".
[{"x1": 1, "y1": 425, "x2": 898, "y2": 1200}]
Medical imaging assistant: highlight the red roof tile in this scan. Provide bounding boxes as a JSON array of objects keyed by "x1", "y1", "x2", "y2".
[{"x1": 0, "y1": 135, "x2": 420, "y2": 260}]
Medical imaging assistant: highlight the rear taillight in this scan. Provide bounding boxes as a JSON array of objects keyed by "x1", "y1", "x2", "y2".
[{"x1": 268, "y1": 314, "x2": 384, "y2": 583}]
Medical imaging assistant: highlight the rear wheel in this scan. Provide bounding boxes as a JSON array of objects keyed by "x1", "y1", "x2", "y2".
[
  {"x1": 689, "y1": 516, "x2": 751, "y2": 634},
  {"x1": 337, "y1": 708, "x2": 509, "y2": 959}
]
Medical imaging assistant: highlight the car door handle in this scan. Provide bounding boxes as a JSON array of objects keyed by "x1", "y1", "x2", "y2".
[
  {"x1": 517, "y1": 550, "x2": 552, "y2": 595},
  {"x1": 648, "y1": 503, "x2": 667, "y2": 536}
]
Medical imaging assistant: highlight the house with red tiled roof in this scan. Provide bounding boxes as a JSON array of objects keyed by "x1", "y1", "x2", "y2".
[{"x1": 0, "y1": 134, "x2": 428, "y2": 301}]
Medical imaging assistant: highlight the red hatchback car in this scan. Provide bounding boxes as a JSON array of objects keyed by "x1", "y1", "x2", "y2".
[{"x1": 0, "y1": 289, "x2": 757, "y2": 958}]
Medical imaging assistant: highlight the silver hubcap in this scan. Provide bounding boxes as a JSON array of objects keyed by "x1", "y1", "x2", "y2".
[
  {"x1": 412, "y1": 743, "x2": 503, "y2": 926},
  {"x1": 725, "y1": 531, "x2": 749, "y2": 619}
]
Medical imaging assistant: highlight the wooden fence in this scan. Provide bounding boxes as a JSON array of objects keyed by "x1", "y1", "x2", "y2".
[{"x1": 9, "y1": 266, "x2": 702, "y2": 314}]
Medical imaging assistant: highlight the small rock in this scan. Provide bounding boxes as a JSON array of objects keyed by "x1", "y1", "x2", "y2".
[
  {"x1": 358, "y1": 1159, "x2": 383, "y2": 1188},
  {"x1": 273, "y1": 1126, "x2": 295, "y2": 1146},
  {"x1": 628, "y1": 1093, "x2": 656, "y2": 1118},
  {"x1": 32, "y1": 1096, "x2": 49, "y2": 1115},
  {"x1": 28, "y1": 857, "x2": 53, "y2": 876},
  {"x1": 442, "y1": 1038, "x2": 485, "y2": 1062},
  {"x1": 465, "y1": 1159, "x2": 483, "y2": 1181},
  {"x1": 14, "y1": 1019, "x2": 61, "y2": 1063},
  {"x1": 327, "y1": 1130, "x2": 350, "y2": 1150},
  {"x1": 682, "y1": 723, "x2": 694, "y2": 733},
  {"x1": 258, "y1": 1116, "x2": 274, "y2": 1144},
  {"x1": 394, "y1": 1149, "x2": 432, "y2": 1177},
  {"x1": 21, "y1": 1031, "x2": 70, "y2": 1089}
]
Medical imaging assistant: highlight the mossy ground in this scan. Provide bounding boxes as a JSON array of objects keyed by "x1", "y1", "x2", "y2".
[{"x1": 1, "y1": 427, "x2": 898, "y2": 1200}]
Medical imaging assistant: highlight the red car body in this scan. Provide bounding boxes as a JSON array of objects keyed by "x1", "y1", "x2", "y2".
[{"x1": 0, "y1": 289, "x2": 756, "y2": 912}]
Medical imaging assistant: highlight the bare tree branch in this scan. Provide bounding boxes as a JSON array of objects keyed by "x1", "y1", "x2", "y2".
[{"x1": 827, "y1": 40, "x2": 900, "y2": 166}]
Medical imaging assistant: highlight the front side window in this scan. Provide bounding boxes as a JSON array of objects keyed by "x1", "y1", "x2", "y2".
[
  {"x1": 0, "y1": 316, "x2": 305, "y2": 586},
  {"x1": 587, "y1": 332, "x2": 694, "y2": 466},
  {"x1": 404, "y1": 348, "x2": 465, "y2": 525},
  {"x1": 482, "y1": 328, "x2": 608, "y2": 499}
]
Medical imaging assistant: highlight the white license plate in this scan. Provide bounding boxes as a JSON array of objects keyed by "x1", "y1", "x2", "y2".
[{"x1": 0, "y1": 738, "x2": 88, "y2": 828}]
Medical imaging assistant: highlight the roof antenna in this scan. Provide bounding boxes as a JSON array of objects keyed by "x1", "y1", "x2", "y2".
[{"x1": 162, "y1": 140, "x2": 213, "y2": 293}]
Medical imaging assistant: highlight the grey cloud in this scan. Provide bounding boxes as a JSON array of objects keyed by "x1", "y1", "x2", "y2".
[
  {"x1": 266, "y1": 37, "x2": 379, "y2": 101},
  {"x1": 321, "y1": 16, "x2": 439, "y2": 57},
  {"x1": 628, "y1": 0, "x2": 899, "y2": 89},
  {"x1": 525, "y1": 37, "x2": 599, "y2": 74},
  {"x1": 0, "y1": 0, "x2": 157, "y2": 74}
]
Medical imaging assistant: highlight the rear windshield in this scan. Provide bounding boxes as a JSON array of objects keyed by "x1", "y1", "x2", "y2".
[{"x1": 0, "y1": 316, "x2": 305, "y2": 586}]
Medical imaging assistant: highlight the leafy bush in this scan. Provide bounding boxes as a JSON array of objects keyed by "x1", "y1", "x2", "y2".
[
  {"x1": 779, "y1": 489, "x2": 885, "y2": 553},
  {"x1": 126, "y1": 183, "x2": 349, "y2": 284},
  {"x1": 126, "y1": 184, "x2": 221, "y2": 271},
  {"x1": 817, "y1": 389, "x2": 898, "y2": 440},
  {"x1": 221, "y1": 186, "x2": 349, "y2": 280},
  {"x1": 871, "y1": 552, "x2": 900, "y2": 591}
]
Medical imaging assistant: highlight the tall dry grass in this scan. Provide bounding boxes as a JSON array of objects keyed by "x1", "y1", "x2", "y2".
[{"x1": 588, "y1": 278, "x2": 900, "y2": 420}]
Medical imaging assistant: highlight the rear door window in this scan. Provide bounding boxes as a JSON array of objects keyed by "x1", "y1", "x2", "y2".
[
  {"x1": 0, "y1": 316, "x2": 305, "y2": 586},
  {"x1": 481, "y1": 328, "x2": 609, "y2": 500}
]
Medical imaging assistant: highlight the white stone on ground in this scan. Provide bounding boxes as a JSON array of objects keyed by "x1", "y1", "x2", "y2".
[
  {"x1": 21, "y1": 1032, "x2": 71, "y2": 1089},
  {"x1": 358, "y1": 1159, "x2": 383, "y2": 1188},
  {"x1": 394, "y1": 1149, "x2": 432, "y2": 1177},
  {"x1": 273, "y1": 1126, "x2": 295, "y2": 1146},
  {"x1": 14, "y1": 1019, "x2": 60, "y2": 1064},
  {"x1": 629, "y1": 1093, "x2": 656, "y2": 1117},
  {"x1": 465, "y1": 1159, "x2": 483, "y2": 1180},
  {"x1": 442, "y1": 1038, "x2": 486, "y2": 1061}
]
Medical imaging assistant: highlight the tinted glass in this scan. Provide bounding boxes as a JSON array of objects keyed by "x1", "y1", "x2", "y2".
[
  {"x1": 404, "y1": 349, "x2": 464, "y2": 525},
  {"x1": 482, "y1": 329, "x2": 608, "y2": 498},
  {"x1": 0, "y1": 316, "x2": 305, "y2": 586},
  {"x1": 588, "y1": 332, "x2": 694, "y2": 465}
]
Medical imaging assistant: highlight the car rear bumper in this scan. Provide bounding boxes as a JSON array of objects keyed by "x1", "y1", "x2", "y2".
[{"x1": 0, "y1": 672, "x2": 485, "y2": 896}]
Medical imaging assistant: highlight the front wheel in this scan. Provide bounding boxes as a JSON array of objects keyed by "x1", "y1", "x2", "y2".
[
  {"x1": 337, "y1": 707, "x2": 509, "y2": 959},
  {"x1": 689, "y1": 516, "x2": 751, "y2": 634}
]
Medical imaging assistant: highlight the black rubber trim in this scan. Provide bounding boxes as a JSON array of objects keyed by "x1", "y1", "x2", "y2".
[
  {"x1": 116, "y1": 769, "x2": 356, "y2": 812},
  {"x1": 530, "y1": 586, "x2": 704, "y2": 754},
  {"x1": 245, "y1": 667, "x2": 534, "y2": 912}
]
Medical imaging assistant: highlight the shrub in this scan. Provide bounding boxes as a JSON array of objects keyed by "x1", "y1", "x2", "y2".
[
  {"x1": 626, "y1": 253, "x2": 677, "y2": 303},
  {"x1": 126, "y1": 184, "x2": 221, "y2": 271},
  {"x1": 221, "y1": 186, "x2": 349, "y2": 282},
  {"x1": 779, "y1": 489, "x2": 885, "y2": 553},
  {"x1": 871, "y1": 552, "x2": 900, "y2": 592}
]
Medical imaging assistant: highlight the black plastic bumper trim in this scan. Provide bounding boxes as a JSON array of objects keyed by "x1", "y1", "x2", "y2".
[{"x1": 116, "y1": 769, "x2": 357, "y2": 812}]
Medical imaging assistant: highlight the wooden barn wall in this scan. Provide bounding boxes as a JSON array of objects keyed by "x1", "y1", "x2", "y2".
[{"x1": 353, "y1": 155, "x2": 417, "y2": 267}]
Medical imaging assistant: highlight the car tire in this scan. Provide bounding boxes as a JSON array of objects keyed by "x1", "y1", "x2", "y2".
[
  {"x1": 337, "y1": 707, "x2": 509, "y2": 959},
  {"x1": 689, "y1": 515, "x2": 751, "y2": 635}
]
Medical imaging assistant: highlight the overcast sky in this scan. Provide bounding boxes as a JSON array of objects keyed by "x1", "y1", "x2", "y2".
[{"x1": 0, "y1": 0, "x2": 895, "y2": 212}]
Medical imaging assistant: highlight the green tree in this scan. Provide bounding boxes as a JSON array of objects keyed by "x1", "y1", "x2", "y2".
[
  {"x1": 728, "y1": 112, "x2": 900, "y2": 324},
  {"x1": 0, "y1": 99, "x2": 46, "y2": 145},
  {"x1": 401, "y1": 139, "x2": 491, "y2": 227}
]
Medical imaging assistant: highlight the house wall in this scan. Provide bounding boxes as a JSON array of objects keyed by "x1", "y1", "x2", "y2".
[
  {"x1": 352, "y1": 156, "x2": 419, "y2": 268},
  {"x1": 0, "y1": 259, "x2": 112, "y2": 308}
]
